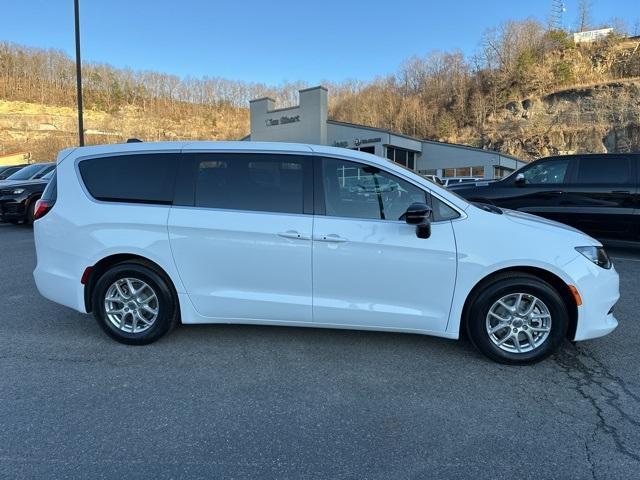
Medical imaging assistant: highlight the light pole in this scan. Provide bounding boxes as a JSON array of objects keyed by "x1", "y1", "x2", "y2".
[{"x1": 74, "y1": 0, "x2": 84, "y2": 146}]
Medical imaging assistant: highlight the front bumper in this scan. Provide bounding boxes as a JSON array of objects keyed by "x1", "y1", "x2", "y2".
[
  {"x1": 0, "y1": 195, "x2": 28, "y2": 222},
  {"x1": 570, "y1": 255, "x2": 620, "y2": 341}
]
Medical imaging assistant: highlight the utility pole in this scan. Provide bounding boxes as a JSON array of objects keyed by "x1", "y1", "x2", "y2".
[{"x1": 74, "y1": 0, "x2": 85, "y2": 146}]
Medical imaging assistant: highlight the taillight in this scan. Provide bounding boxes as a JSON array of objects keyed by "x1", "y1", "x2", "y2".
[
  {"x1": 80, "y1": 267, "x2": 92, "y2": 285},
  {"x1": 33, "y1": 199, "x2": 52, "y2": 220}
]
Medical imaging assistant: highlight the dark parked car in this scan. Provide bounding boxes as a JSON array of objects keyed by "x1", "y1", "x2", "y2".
[
  {"x1": 0, "y1": 162, "x2": 55, "y2": 186},
  {"x1": 0, "y1": 164, "x2": 28, "y2": 180},
  {"x1": 0, "y1": 170, "x2": 54, "y2": 225},
  {"x1": 453, "y1": 153, "x2": 639, "y2": 243}
]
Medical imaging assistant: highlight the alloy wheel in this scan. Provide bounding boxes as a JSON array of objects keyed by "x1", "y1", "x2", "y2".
[
  {"x1": 485, "y1": 292, "x2": 552, "y2": 354},
  {"x1": 104, "y1": 277, "x2": 159, "y2": 334}
]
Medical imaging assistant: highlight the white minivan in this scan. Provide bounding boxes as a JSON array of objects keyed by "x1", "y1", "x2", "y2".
[{"x1": 33, "y1": 142, "x2": 619, "y2": 364}]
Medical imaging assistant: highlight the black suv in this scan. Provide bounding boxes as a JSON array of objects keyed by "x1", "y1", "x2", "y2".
[
  {"x1": 453, "y1": 153, "x2": 639, "y2": 243},
  {"x1": 0, "y1": 170, "x2": 54, "y2": 225}
]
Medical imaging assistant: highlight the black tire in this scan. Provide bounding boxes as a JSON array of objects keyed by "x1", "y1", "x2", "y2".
[
  {"x1": 92, "y1": 262, "x2": 178, "y2": 345},
  {"x1": 24, "y1": 201, "x2": 36, "y2": 225},
  {"x1": 465, "y1": 272, "x2": 568, "y2": 365}
]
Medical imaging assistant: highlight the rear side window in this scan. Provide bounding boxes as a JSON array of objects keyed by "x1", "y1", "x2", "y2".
[
  {"x1": 576, "y1": 156, "x2": 630, "y2": 184},
  {"x1": 79, "y1": 154, "x2": 179, "y2": 204},
  {"x1": 33, "y1": 165, "x2": 55, "y2": 179},
  {"x1": 0, "y1": 166, "x2": 21, "y2": 179},
  {"x1": 193, "y1": 153, "x2": 310, "y2": 214},
  {"x1": 6, "y1": 164, "x2": 45, "y2": 181},
  {"x1": 41, "y1": 171, "x2": 57, "y2": 203}
]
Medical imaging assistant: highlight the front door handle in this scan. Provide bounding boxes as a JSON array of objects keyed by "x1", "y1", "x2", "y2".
[
  {"x1": 277, "y1": 230, "x2": 310, "y2": 240},
  {"x1": 547, "y1": 191, "x2": 564, "y2": 195},
  {"x1": 612, "y1": 190, "x2": 630, "y2": 194},
  {"x1": 315, "y1": 234, "x2": 348, "y2": 243}
]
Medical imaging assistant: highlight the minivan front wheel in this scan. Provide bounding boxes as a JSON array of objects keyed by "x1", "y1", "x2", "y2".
[
  {"x1": 466, "y1": 273, "x2": 568, "y2": 364},
  {"x1": 92, "y1": 262, "x2": 178, "y2": 345}
]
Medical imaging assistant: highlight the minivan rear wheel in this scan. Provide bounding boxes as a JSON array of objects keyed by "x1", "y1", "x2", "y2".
[
  {"x1": 92, "y1": 262, "x2": 178, "y2": 345},
  {"x1": 466, "y1": 273, "x2": 568, "y2": 365}
]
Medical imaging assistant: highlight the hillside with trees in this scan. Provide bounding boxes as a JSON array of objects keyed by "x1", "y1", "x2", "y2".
[{"x1": 1, "y1": 18, "x2": 639, "y2": 161}]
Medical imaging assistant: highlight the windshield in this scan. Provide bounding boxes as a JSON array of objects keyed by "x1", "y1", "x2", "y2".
[{"x1": 5, "y1": 164, "x2": 45, "y2": 181}]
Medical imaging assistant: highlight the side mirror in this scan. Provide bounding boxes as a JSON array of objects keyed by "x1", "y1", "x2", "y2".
[
  {"x1": 515, "y1": 173, "x2": 526, "y2": 186},
  {"x1": 404, "y1": 202, "x2": 432, "y2": 239}
]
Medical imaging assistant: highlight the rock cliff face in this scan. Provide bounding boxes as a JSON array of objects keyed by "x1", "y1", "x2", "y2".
[
  {"x1": 0, "y1": 100, "x2": 248, "y2": 161},
  {"x1": 479, "y1": 80, "x2": 640, "y2": 159},
  {"x1": 1, "y1": 81, "x2": 639, "y2": 162}
]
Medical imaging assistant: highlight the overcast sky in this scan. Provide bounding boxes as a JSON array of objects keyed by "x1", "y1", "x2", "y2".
[{"x1": 2, "y1": 0, "x2": 637, "y2": 84}]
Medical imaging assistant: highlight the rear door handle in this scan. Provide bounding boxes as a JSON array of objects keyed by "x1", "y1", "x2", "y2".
[
  {"x1": 277, "y1": 230, "x2": 310, "y2": 240},
  {"x1": 547, "y1": 191, "x2": 564, "y2": 195},
  {"x1": 315, "y1": 234, "x2": 348, "y2": 243},
  {"x1": 612, "y1": 190, "x2": 630, "y2": 194}
]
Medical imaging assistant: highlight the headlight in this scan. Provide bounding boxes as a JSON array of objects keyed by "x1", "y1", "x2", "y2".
[
  {"x1": 575, "y1": 246, "x2": 612, "y2": 269},
  {"x1": 11, "y1": 188, "x2": 25, "y2": 195}
]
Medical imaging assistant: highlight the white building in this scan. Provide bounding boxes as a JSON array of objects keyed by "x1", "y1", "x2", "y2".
[
  {"x1": 243, "y1": 86, "x2": 526, "y2": 179},
  {"x1": 573, "y1": 28, "x2": 613, "y2": 44}
]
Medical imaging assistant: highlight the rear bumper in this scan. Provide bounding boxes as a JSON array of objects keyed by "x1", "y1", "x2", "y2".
[
  {"x1": 33, "y1": 218, "x2": 88, "y2": 314},
  {"x1": 33, "y1": 263, "x2": 87, "y2": 313}
]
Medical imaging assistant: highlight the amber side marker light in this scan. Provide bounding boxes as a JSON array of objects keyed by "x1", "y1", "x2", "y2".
[{"x1": 568, "y1": 285, "x2": 583, "y2": 306}]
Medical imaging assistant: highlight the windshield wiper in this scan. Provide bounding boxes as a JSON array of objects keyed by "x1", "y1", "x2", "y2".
[{"x1": 473, "y1": 202, "x2": 503, "y2": 214}]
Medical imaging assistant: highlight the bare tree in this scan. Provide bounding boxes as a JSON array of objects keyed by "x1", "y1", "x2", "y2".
[{"x1": 576, "y1": 0, "x2": 592, "y2": 32}]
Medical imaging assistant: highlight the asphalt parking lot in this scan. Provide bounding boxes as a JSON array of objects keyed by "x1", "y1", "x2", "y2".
[{"x1": 1, "y1": 223, "x2": 639, "y2": 479}]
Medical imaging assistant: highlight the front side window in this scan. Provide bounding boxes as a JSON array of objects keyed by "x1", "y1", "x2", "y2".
[
  {"x1": 194, "y1": 154, "x2": 308, "y2": 214},
  {"x1": 79, "y1": 154, "x2": 178, "y2": 204},
  {"x1": 321, "y1": 157, "x2": 427, "y2": 221},
  {"x1": 520, "y1": 158, "x2": 570, "y2": 184}
]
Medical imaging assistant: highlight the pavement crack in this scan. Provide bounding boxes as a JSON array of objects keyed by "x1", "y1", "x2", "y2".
[
  {"x1": 552, "y1": 344, "x2": 640, "y2": 467},
  {"x1": 584, "y1": 437, "x2": 597, "y2": 480}
]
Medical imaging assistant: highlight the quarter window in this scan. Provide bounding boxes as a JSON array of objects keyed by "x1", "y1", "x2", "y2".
[
  {"x1": 431, "y1": 196, "x2": 460, "y2": 221},
  {"x1": 194, "y1": 154, "x2": 308, "y2": 214},
  {"x1": 79, "y1": 154, "x2": 179, "y2": 204},
  {"x1": 321, "y1": 157, "x2": 427, "y2": 221},
  {"x1": 576, "y1": 156, "x2": 630, "y2": 184}
]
